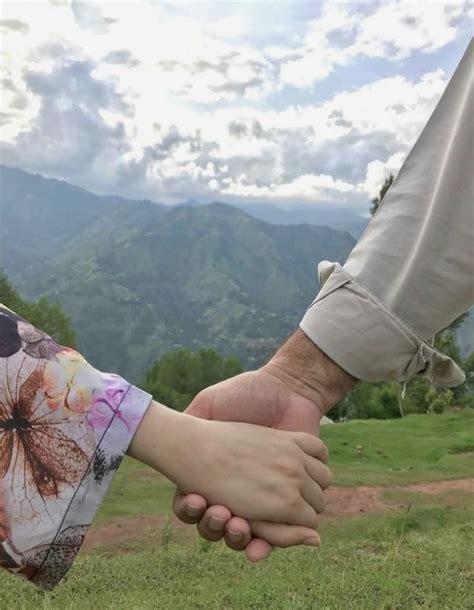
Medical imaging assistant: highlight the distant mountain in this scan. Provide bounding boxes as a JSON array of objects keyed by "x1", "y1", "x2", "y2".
[
  {"x1": 227, "y1": 202, "x2": 369, "y2": 239},
  {"x1": 0, "y1": 165, "x2": 167, "y2": 279},
  {"x1": 0, "y1": 165, "x2": 355, "y2": 381},
  {"x1": 175, "y1": 199, "x2": 369, "y2": 239}
]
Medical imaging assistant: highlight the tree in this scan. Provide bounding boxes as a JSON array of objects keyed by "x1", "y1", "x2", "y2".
[
  {"x1": 463, "y1": 352, "x2": 474, "y2": 395},
  {"x1": 334, "y1": 381, "x2": 401, "y2": 420},
  {"x1": 0, "y1": 272, "x2": 76, "y2": 348},
  {"x1": 142, "y1": 348, "x2": 243, "y2": 411},
  {"x1": 370, "y1": 174, "x2": 394, "y2": 216}
]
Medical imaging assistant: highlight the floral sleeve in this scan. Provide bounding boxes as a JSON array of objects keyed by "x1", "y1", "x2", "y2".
[{"x1": 0, "y1": 305, "x2": 152, "y2": 590}]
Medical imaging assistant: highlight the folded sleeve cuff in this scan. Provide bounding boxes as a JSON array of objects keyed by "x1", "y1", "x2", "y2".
[{"x1": 299, "y1": 263, "x2": 465, "y2": 388}]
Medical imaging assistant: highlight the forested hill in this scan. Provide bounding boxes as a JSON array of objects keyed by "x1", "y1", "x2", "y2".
[{"x1": 1, "y1": 164, "x2": 356, "y2": 381}]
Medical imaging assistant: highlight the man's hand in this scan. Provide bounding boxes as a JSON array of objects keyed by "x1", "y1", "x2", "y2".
[{"x1": 173, "y1": 330, "x2": 356, "y2": 561}]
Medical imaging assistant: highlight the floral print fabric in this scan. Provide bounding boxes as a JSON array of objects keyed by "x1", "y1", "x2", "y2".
[{"x1": 0, "y1": 305, "x2": 151, "y2": 589}]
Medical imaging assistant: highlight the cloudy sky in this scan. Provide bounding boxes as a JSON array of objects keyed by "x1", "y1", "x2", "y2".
[{"x1": 0, "y1": 1, "x2": 472, "y2": 211}]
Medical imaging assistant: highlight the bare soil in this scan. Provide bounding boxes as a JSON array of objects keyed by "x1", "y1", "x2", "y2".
[
  {"x1": 84, "y1": 478, "x2": 474, "y2": 551},
  {"x1": 324, "y1": 478, "x2": 474, "y2": 517}
]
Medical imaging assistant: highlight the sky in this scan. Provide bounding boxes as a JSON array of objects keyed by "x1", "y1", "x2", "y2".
[{"x1": 0, "y1": 1, "x2": 472, "y2": 212}]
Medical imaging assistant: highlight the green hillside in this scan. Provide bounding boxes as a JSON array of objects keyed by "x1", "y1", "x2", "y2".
[{"x1": 0, "y1": 165, "x2": 355, "y2": 381}]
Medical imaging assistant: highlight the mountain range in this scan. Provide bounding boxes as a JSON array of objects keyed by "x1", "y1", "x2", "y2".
[
  {"x1": 226, "y1": 202, "x2": 368, "y2": 238},
  {"x1": 1, "y1": 165, "x2": 472, "y2": 382},
  {"x1": 0, "y1": 165, "x2": 356, "y2": 381},
  {"x1": 178, "y1": 200, "x2": 368, "y2": 239}
]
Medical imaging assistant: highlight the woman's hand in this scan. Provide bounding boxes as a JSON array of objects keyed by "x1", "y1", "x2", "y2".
[
  {"x1": 172, "y1": 332, "x2": 355, "y2": 560},
  {"x1": 128, "y1": 400, "x2": 331, "y2": 528}
]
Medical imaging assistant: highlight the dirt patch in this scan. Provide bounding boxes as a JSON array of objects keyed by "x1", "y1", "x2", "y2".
[
  {"x1": 405, "y1": 478, "x2": 474, "y2": 495},
  {"x1": 84, "y1": 479, "x2": 474, "y2": 552},
  {"x1": 324, "y1": 486, "x2": 389, "y2": 517},
  {"x1": 84, "y1": 514, "x2": 194, "y2": 553},
  {"x1": 324, "y1": 478, "x2": 474, "y2": 517}
]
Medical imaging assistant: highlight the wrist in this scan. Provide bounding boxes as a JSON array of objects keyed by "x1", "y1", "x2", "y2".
[
  {"x1": 127, "y1": 400, "x2": 202, "y2": 484},
  {"x1": 262, "y1": 329, "x2": 357, "y2": 414}
]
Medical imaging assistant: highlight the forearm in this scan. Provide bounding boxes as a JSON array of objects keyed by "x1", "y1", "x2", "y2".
[
  {"x1": 300, "y1": 41, "x2": 473, "y2": 388},
  {"x1": 262, "y1": 329, "x2": 357, "y2": 414}
]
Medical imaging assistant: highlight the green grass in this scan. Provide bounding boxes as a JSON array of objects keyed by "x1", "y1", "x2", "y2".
[
  {"x1": 95, "y1": 410, "x2": 474, "y2": 526},
  {"x1": 95, "y1": 459, "x2": 175, "y2": 524},
  {"x1": 322, "y1": 410, "x2": 474, "y2": 486},
  {"x1": 0, "y1": 411, "x2": 473, "y2": 608},
  {"x1": 1, "y1": 505, "x2": 472, "y2": 609}
]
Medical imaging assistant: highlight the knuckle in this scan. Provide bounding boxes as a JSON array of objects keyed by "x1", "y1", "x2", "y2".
[
  {"x1": 275, "y1": 458, "x2": 300, "y2": 479},
  {"x1": 322, "y1": 467, "x2": 333, "y2": 489},
  {"x1": 309, "y1": 514, "x2": 319, "y2": 529},
  {"x1": 284, "y1": 493, "x2": 302, "y2": 512},
  {"x1": 315, "y1": 494, "x2": 326, "y2": 514},
  {"x1": 318, "y1": 440, "x2": 330, "y2": 461},
  {"x1": 300, "y1": 432, "x2": 315, "y2": 444}
]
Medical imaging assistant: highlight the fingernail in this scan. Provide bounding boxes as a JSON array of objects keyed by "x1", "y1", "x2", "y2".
[
  {"x1": 303, "y1": 536, "x2": 320, "y2": 547},
  {"x1": 209, "y1": 517, "x2": 226, "y2": 531},
  {"x1": 186, "y1": 505, "x2": 201, "y2": 517},
  {"x1": 227, "y1": 531, "x2": 242, "y2": 543}
]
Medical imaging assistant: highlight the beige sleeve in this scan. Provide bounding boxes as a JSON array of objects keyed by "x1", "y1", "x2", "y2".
[{"x1": 300, "y1": 39, "x2": 474, "y2": 388}]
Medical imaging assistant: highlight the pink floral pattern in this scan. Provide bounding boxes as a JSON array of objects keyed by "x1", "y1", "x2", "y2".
[{"x1": 0, "y1": 305, "x2": 151, "y2": 589}]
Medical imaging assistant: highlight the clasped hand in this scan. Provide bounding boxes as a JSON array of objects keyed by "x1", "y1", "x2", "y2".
[{"x1": 129, "y1": 368, "x2": 331, "y2": 561}]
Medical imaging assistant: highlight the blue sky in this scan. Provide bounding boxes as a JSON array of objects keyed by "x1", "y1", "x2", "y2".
[{"x1": 0, "y1": 1, "x2": 472, "y2": 212}]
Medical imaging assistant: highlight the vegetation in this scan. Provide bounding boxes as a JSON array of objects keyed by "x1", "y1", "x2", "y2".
[
  {"x1": 0, "y1": 412, "x2": 472, "y2": 608},
  {"x1": 1, "y1": 507, "x2": 472, "y2": 609},
  {"x1": 0, "y1": 165, "x2": 355, "y2": 381},
  {"x1": 142, "y1": 348, "x2": 242, "y2": 410},
  {"x1": 322, "y1": 409, "x2": 474, "y2": 486},
  {"x1": 0, "y1": 272, "x2": 76, "y2": 347},
  {"x1": 370, "y1": 173, "x2": 394, "y2": 215}
]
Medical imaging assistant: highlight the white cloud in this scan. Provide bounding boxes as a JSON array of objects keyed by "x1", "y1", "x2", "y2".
[
  {"x1": 278, "y1": 1, "x2": 468, "y2": 88},
  {"x1": 352, "y1": 1, "x2": 466, "y2": 60},
  {"x1": 0, "y1": 0, "x2": 471, "y2": 209},
  {"x1": 221, "y1": 173, "x2": 355, "y2": 202},
  {"x1": 361, "y1": 152, "x2": 406, "y2": 199}
]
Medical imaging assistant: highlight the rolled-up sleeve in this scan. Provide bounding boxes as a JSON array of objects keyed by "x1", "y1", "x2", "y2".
[
  {"x1": 0, "y1": 305, "x2": 152, "y2": 589},
  {"x1": 300, "y1": 39, "x2": 474, "y2": 387}
]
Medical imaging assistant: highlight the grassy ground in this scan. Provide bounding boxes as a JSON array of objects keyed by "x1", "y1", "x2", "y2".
[
  {"x1": 322, "y1": 409, "x2": 474, "y2": 486},
  {"x1": 96, "y1": 410, "x2": 474, "y2": 525},
  {"x1": 0, "y1": 411, "x2": 473, "y2": 609},
  {"x1": 2, "y1": 505, "x2": 472, "y2": 609}
]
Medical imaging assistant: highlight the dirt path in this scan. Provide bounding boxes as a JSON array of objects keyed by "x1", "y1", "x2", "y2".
[
  {"x1": 84, "y1": 478, "x2": 474, "y2": 552},
  {"x1": 405, "y1": 478, "x2": 474, "y2": 495},
  {"x1": 83, "y1": 514, "x2": 195, "y2": 552},
  {"x1": 324, "y1": 478, "x2": 474, "y2": 517}
]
